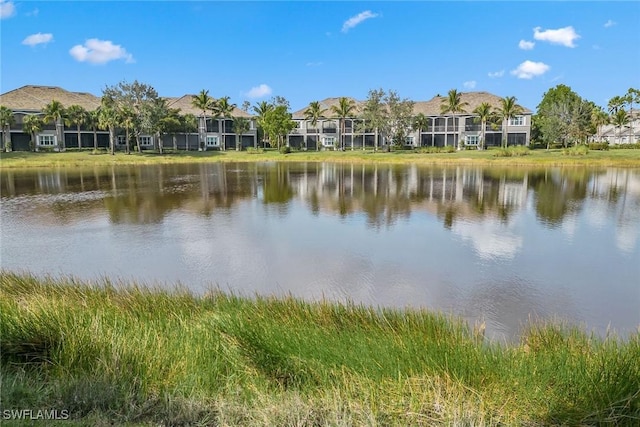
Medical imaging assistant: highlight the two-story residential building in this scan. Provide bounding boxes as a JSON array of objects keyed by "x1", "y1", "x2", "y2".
[
  {"x1": 0, "y1": 85, "x2": 258, "y2": 151},
  {"x1": 287, "y1": 92, "x2": 532, "y2": 149}
]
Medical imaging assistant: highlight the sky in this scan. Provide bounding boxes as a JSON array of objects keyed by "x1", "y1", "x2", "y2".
[{"x1": 1, "y1": 1, "x2": 639, "y2": 113}]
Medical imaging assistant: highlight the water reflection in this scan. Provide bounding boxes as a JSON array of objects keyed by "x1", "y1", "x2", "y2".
[{"x1": 1, "y1": 163, "x2": 639, "y2": 341}]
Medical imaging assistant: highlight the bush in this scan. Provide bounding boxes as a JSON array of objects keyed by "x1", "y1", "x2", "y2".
[
  {"x1": 279, "y1": 146, "x2": 291, "y2": 154},
  {"x1": 610, "y1": 143, "x2": 640, "y2": 150},
  {"x1": 415, "y1": 146, "x2": 455, "y2": 154},
  {"x1": 588, "y1": 142, "x2": 610, "y2": 151},
  {"x1": 562, "y1": 145, "x2": 590, "y2": 156},
  {"x1": 492, "y1": 146, "x2": 530, "y2": 157},
  {"x1": 246, "y1": 147, "x2": 265, "y2": 154}
]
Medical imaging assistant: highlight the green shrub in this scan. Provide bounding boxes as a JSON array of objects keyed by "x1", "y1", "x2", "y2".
[
  {"x1": 492, "y1": 146, "x2": 530, "y2": 157},
  {"x1": 562, "y1": 145, "x2": 590, "y2": 156},
  {"x1": 245, "y1": 147, "x2": 264, "y2": 154},
  {"x1": 279, "y1": 146, "x2": 291, "y2": 154},
  {"x1": 610, "y1": 142, "x2": 640, "y2": 150},
  {"x1": 588, "y1": 142, "x2": 610, "y2": 151}
]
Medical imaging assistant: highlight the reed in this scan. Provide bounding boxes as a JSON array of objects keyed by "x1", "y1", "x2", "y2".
[{"x1": 1, "y1": 271, "x2": 638, "y2": 426}]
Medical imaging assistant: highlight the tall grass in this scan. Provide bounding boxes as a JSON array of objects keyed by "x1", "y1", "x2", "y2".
[{"x1": 1, "y1": 271, "x2": 639, "y2": 425}]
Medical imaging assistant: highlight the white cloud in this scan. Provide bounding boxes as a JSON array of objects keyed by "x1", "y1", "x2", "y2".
[
  {"x1": 244, "y1": 84, "x2": 272, "y2": 99},
  {"x1": 69, "y1": 39, "x2": 134, "y2": 64},
  {"x1": 510, "y1": 60, "x2": 550, "y2": 79},
  {"x1": 26, "y1": 8, "x2": 38, "y2": 17},
  {"x1": 22, "y1": 33, "x2": 53, "y2": 47},
  {"x1": 518, "y1": 40, "x2": 535, "y2": 50},
  {"x1": 463, "y1": 80, "x2": 476, "y2": 89},
  {"x1": 0, "y1": 0, "x2": 16, "y2": 19},
  {"x1": 604, "y1": 19, "x2": 616, "y2": 28},
  {"x1": 488, "y1": 70, "x2": 505, "y2": 78},
  {"x1": 341, "y1": 10, "x2": 379, "y2": 33},
  {"x1": 533, "y1": 26, "x2": 580, "y2": 47}
]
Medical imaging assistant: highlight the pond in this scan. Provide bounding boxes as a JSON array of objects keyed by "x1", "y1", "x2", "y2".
[{"x1": 1, "y1": 162, "x2": 639, "y2": 341}]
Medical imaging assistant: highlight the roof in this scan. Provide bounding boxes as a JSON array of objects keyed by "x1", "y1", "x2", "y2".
[
  {"x1": 413, "y1": 92, "x2": 532, "y2": 116},
  {"x1": 0, "y1": 85, "x2": 101, "y2": 111},
  {"x1": 166, "y1": 95, "x2": 252, "y2": 118},
  {"x1": 292, "y1": 92, "x2": 531, "y2": 120}
]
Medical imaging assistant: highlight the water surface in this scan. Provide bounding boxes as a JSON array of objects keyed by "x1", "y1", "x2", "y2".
[{"x1": 1, "y1": 162, "x2": 638, "y2": 341}]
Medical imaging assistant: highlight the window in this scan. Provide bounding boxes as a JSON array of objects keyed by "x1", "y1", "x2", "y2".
[
  {"x1": 509, "y1": 116, "x2": 525, "y2": 126},
  {"x1": 206, "y1": 135, "x2": 219, "y2": 147},
  {"x1": 38, "y1": 134, "x2": 56, "y2": 146},
  {"x1": 405, "y1": 136, "x2": 414, "y2": 146},
  {"x1": 139, "y1": 136, "x2": 153, "y2": 146},
  {"x1": 117, "y1": 135, "x2": 127, "y2": 145},
  {"x1": 322, "y1": 137, "x2": 336, "y2": 147},
  {"x1": 466, "y1": 135, "x2": 479, "y2": 146}
]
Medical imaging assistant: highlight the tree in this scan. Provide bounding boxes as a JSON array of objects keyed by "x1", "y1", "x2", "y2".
[
  {"x1": 624, "y1": 88, "x2": 639, "y2": 143},
  {"x1": 233, "y1": 116, "x2": 251, "y2": 151},
  {"x1": 440, "y1": 89, "x2": 468, "y2": 149},
  {"x1": 303, "y1": 101, "x2": 326, "y2": 151},
  {"x1": 252, "y1": 101, "x2": 274, "y2": 148},
  {"x1": 384, "y1": 91, "x2": 414, "y2": 147},
  {"x1": 498, "y1": 96, "x2": 523, "y2": 148},
  {"x1": 330, "y1": 97, "x2": 356, "y2": 150},
  {"x1": 217, "y1": 96, "x2": 236, "y2": 151},
  {"x1": 42, "y1": 100, "x2": 66, "y2": 151},
  {"x1": 611, "y1": 109, "x2": 629, "y2": 142},
  {"x1": 361, "y1": 89, "x2": 387, "y2": 151},
  {"x1": 158, "y1": 109, "x2": 183, "y2": 151},
  {"x1": 412, "y1": 113, "x2": 429, "y2": 147},
  {"x1": 0, "y1": 105, "x2": 15, "y2": 152},
  {"x1": 87, "y1": 109, "x2": 101, "y2": 151},
  {"x1": 22, "y1": 114, "x2": 43, "y2": 152},
  {"x1": 191, "y1": 89, "x2": 215, "y2": 151},
  {"x1": 98, "y1": 98, "x2": 119, "y2": 155},
  {"x1": 119, "y1": 105, "x2": 136, "y2": 154},
  {"x1": 591, "y1": 107, "x2": 609, "y2": 142},
  {"x1": 608, "y1": 95, "x2": 625, "y2": 115},
  {"x1": 103, "y1": 80, "x2": 160, "y2": 152},
  {"x1": 65, "y1": 105, "x2": 88, "y2": 149},
  {"x1": 182, "y1": 113, "x2": 198, "y2": 150},
  {"x1": 262, "y1": 103, "x2": 295, "y2": 150},
  {"x1": 473, "y1": 102, "x2": 493, "y2": 150},
  {"x1": 142, "y1": 98, "x2": 172, "y2": 154}
]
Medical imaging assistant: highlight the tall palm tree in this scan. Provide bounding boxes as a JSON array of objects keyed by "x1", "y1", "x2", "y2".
[
  {"x1": 591, "y1": 108, "x2": 609, "y2": 142},
  {"x1": 119, "y1": 105, "x2": 136, "y2": 154},
  {"x1": 22, "y1": 114, "x2": 43, "y2": 152},
  {"x1": 191, "y1": 90, "x2": 214, "y2": 150},
  {"x1": 0, "y1": 105, "x2": 15, "y2": 152},
  {"x1": 98, "y1": 99, "x2": 119, "y2": 155},
  {"x1": 42, "y1": 100, "x2": 66, "y2": 151},
  {"x1": 233, "y1": 116, "x2": 251, "y2": 151},
  {"x1": 64, "y1": 105, "x2": 88, "y2": 149},
  {"x1": 182, "y1": 113, "x2": 198, "y2": 150},
  {"x1": 498, "y1": 96, "x2": 523, "y2": 148},
  {"x1": 440, "y1": 89, "x2": 468, "y2": 149},
  {"x1": 252, "y1": 101, "x2": 273, "y2": 148},
  {"x1": 473, "y1": 102, "x2": 493, "y2": 150},
  {"x1": 611, "y1": 109, "x2": 629, "y2": 143},
  {"x1": 87, "y1": 109, "x2": 101, "y2": 151},
  {"x1": 624, "y1": 88, "x2": 639, "y2": 143},
  {"x1": 217, "y1": 96, "x2": 236, "y2": 151},
  {"x1": 330, "y1": 97, "x2": 356, "y2": 150},
  {"x1": 412, "y1": 113, "x2": 429, "y2": 147},
  {"x1": 303, "y1": 101, "x2": 326, "y2": 151},
  {"x1": 608, "y1": 95, "x2": 625, "y2": 115}
]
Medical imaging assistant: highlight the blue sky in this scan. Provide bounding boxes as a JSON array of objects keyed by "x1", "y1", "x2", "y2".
[{"x1": 1, "y1": 1, "x2": 639, "y2": 112}]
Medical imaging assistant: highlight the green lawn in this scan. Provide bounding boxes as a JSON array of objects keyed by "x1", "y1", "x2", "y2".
[
  {"x1": 2, "y1": 147, "x2": 640, "y2": 169},
  {"x1": 1, "y1": 272, "x2": 639, "y2": 426}
]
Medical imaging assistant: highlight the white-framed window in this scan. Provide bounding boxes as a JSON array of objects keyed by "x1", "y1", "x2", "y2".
[
  {"x1": 405, "y1": 136, "x2": 414, "y2": 146},
  {"x1": 206, "y1": 135, "x2": 219, "y2": 147},
  {"x1": 139, "y1": 135, "x2": 153, "y2": 146},
  {"x1": 466, "y1": 135, "x2": 479, "y2": 145},
  {"x1": 509, "y1": 116, "x2": 525, "y2": 126},
  {"x1": 38, "y1": 134, "x2": 56, "y2": 146},
  {"x1": 117, "y1": 135, "x2": 127, "y2": 145},
  {"x1": 322, "y1": 136, "x2": 336, "y2": 147}
]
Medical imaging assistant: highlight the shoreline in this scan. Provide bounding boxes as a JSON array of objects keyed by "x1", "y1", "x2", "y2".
[{"x1": 2, "y1": 148, "x2": 640, "y2": 169}]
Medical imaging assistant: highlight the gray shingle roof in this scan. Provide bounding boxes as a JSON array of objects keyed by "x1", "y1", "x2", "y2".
[{"x1": 0, "y1": 85, "x2": 101, "y2": 111}]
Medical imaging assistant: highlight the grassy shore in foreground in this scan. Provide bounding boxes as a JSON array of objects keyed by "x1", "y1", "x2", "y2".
[
  {"x1": 1, "y1": 272, "x2": 639, "y2": 426},
  {"x1": 2, "y1": 147, "x2": 640, "y2": 169}
]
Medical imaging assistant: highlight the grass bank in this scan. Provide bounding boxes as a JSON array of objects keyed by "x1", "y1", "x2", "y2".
[
  {"x1": 1, "y1": 271, "x2": 639, "y2": 426},
  {"x1": 2, "y1": 147, "x2": 640, "y2": 169}
]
